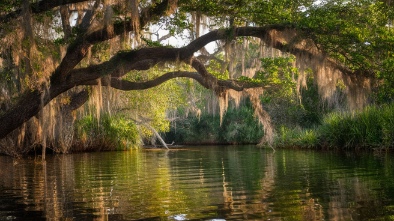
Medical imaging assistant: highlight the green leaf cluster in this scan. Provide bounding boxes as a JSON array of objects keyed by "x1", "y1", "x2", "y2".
[
  {"x1": 75, "y1": 113, "x2": 140, "y2": 150},
  {"x1": 207, "y1": 59, "x2": 229, "y2": 80},
  {"x1": 0, "y1": 0, "x2": 20, "y2": 13},
  {"x1": 376, "y1": 55, "x2": 394, "y2": 103},
  {"x1": 298, "y1": 1, "x2": 394, "y2": 72},
  {"x1": 236, "y1": 55, "x2": 298, "y2": 91},
  {"x1": 122, "y1": 66, "x2": 188, "y2": 137},
  {"x1": 257, "y1": 55, "x2": 298, "y2": 97}
]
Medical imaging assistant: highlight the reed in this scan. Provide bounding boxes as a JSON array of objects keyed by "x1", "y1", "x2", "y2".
[
  {"x1": 275, "y1": 104, "x2": 394, "y2": 150},
  {"x1": 275, "y1": 126, "x2": 318, "y2": 148},
  {"x1": 319, "y1": 106, "x2": 383, "y2": 149}
]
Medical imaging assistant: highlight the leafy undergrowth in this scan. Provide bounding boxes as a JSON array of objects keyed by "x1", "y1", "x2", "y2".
[
  {"x1": 166, "y1": 103, "x2": 264, "y2": 145},
  {"x1": 74, "y1": 114, "x2": 140, "y2": 152},
  {"x1": 275, "y1": 104, "x2": 394, "y2": 150}
]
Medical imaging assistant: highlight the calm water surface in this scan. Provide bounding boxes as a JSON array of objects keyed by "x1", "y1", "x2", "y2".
[{"x1": 0, "y1": 146, "x2": 394, "y2": 220}]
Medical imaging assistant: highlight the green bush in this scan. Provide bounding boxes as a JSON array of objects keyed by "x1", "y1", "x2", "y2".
[
  {"x1": 220, "y1": 105, "x2": 264, "y2": 144},
  {"x1": 166, "y1": 102, "x2": 264, "y2": 144},
  {"x1": 74, "y1": 114, "x2": 140, "y2": 151}
]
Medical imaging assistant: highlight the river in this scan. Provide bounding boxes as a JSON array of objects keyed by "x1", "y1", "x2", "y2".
[{"x1": 0, "y1": 145, "x2": 393, "y2": 220}]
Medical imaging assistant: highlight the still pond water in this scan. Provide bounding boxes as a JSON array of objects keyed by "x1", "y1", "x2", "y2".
[{"x1": 0, "y1": 145, "x2": 394, "y2": 221}]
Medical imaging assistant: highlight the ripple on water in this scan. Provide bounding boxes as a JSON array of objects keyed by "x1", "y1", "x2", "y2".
[{"x1": 1, "y1": 148, "x2": 394, "y2": 220}]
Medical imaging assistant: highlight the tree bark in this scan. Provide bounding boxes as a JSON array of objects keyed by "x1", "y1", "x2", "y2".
[{"x1": 59, "y1": 5, "x2": 72, "y2": 40}]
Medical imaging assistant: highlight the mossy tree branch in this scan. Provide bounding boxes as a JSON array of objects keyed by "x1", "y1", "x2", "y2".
[{"x1": 0, "y1": 22, "x2": 359, "y2": 139}]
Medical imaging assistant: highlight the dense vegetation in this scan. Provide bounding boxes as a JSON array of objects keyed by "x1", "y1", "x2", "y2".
[
  {"x1": 166, "y1": 100, "x2": 264, "y2": 144},
  {"x1": 0, "y1": 0, "x2": 393, "y2": 156},
  {"x1": 276, "y1": 104, "x2": 394, "y2": 149}
]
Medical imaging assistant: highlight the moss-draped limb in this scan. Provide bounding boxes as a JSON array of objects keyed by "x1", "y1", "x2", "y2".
[{"x1": 0, "y1": 25, "x2": 359, "y2": 139}]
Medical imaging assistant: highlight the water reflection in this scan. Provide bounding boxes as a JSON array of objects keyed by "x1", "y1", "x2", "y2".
[{"x1": 0, "y1": 146, "x2": 394, "y2": 220}]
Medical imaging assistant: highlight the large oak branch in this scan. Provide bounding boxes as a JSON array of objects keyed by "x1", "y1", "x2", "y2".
[{"x1": 84, "y1": 71, "x2": 268, "y2": 92}]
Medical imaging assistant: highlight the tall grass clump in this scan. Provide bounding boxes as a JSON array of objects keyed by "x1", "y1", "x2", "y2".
[
  {"x1": 380, "y1": 105, "x2": 394, "y2": 147},
  {"x1": 74, "y1": 114, "x2": 140, "y2": 152},
  {"x1": 274, "y1": 126, "x2": 318, "y2": 148},
  {"x1": 274, "y1": 104, "x2": 394, "y2": 150},
  {"x1": 316, "y1": 104, "x2": 394, "y2": 149}
]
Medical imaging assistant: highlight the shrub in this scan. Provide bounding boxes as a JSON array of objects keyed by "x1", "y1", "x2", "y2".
[
  {"x1": 74, "y1": 114, "x2": 140, "y2": 151},
  {"x1": 220, "y1": 105, "x2": 264, "y2": 144},
  {"x1": 276, "y1": 104, "x2": 394, "y2": 150},
  {"x1": 166, "y1": 102, "x2": 264, "y2": 145}
]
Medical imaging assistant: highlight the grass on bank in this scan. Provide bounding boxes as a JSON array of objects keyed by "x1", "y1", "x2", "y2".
[
  {"x1": 73, "y1": 104, "x2": 394, "y2": 151},
  {"x1": 275, "y1": 104, "x2": 394, "y2": 150},
  {"x1": 74, "y1": 114, "x2": 140, "y2": 152}
]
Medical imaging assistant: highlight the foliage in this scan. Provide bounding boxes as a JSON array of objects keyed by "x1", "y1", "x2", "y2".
[
  {"x1": 179, "y1": 0, "x2": 315, "y2": 25},
  {"x1": 275, "y1": 104, "x2": 394, "y2": 149},
  {"x1": 298, "y1": 0, "x2": 394, "y2": 73},
  {"x1": 258, "y1": 57, "x2": 324, "y2": 128},
  {"x1": 219, "y1": 104, "x2": 265, "y2": 143},
  {"x1": 376, "y1": 56, "x2": 394, "y2": 103},
  {"x1": 0, "y1": 0, "x2": 20, "y2": 13},
  {"x1": 166, "y1": 100, "x2": 264, "y2": 144},
  {"x1": 207, "y1": 58, "x2": 229, "y2": 80},
  {"x1": 122, "y1": 67, "x2": 187, "y2": 138},
  {"x1": 275, "y1": 126, "x2": 318, "y2": 148},
  {"x1": 318, "y1": 106, "x2": 388, "y2": 149},
  {"x1": 297, "y1": 78, "x2": 327, "y2": 127},
  {"x1": 167, "y1": 113, "x2": 221, "y2": 144},
  {"x1": 257, "y1": 55, "x2": 298, "y2": 94},
  {"x1": 75, "y1": 114, "x2": 140, "y2": 151}
]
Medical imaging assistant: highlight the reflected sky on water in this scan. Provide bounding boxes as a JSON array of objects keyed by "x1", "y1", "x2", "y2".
[{"x1": 0, "y1": 146, "x2": 394, "y2": 220}]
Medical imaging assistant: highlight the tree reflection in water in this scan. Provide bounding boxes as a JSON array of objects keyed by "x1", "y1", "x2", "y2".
[{"x1": 0, "y1": 147, "x2": 393, "y2": 220}]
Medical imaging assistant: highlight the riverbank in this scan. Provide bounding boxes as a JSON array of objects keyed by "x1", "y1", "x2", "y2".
[
  {"x1": 166, "y1": 103, "x2": 394, "y2": 151},
  {"x1": 3, "y1": 103, "x2": 394, "y2": 158}
]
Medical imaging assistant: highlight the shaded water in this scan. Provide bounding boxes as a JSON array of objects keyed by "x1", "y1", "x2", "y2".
[{"x1": 0, "y1": 146, "x2": 394, "y2": 220}]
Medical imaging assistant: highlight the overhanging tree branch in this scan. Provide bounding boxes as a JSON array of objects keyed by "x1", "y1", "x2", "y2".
[
  {"x1": 0, "y1": 25, "x2": 359, "y2": 140},
  {"x1": 82, "y1": 71, "x2": 268, "y2": 92},
  {"x1": 65, "y1": 26, "x2": 353, "y2": 88}
]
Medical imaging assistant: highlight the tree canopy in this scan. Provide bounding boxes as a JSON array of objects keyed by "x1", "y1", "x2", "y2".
[{"x1": 0, "y1": 0, "x2": 393, "y2": 154}]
